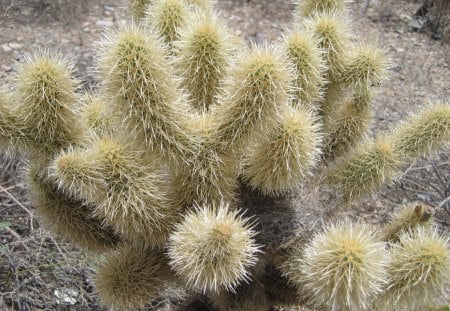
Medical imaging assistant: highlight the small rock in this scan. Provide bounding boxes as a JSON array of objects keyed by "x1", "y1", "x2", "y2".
[
  {"x1": 96, "y1": 19, "x2": 114, "y2": 27},
  {"x1": 394, "y1": 28, "x2": 404, "y2": 35},
  {"x1": 399, "y1": 13, "x2": 411, "y2": 22},
  {"x1": 8, "y1": 43, "x2": 23, "y2": 49},
  {"x1": 54, "y1": 288, "x2": 79, "y2": 305},
  {"x1": 2, "y1": 45, "x2": 12, "y2": 52},
  {"x1": 82, "y1": 21, "x2": 91, "y2": 27},
  {"x1": 104, "y1": 5, "x2": 115, "y2": 12},
  {"x1": 417, "y1": 193, "x2": 432, "y2": 202},
  {"x1": 1, "y1": 65, "x2": 12, "y2": 71}
]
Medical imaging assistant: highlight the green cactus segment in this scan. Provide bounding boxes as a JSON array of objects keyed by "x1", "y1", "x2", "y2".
[
  {"x1": 99, "y1": 23, "x2": 195, "y2": 165},
  {"x1": 342, "y1": 44, "x2": 390, "y2": 93},
  {"x1": 305, "y1": 12, "x2": 349, "y2": 82},
  {"x1": 327, "y1": 138, "x2": 401, "y2": 203},
  {"x1": 380, "y1": 228, "x2": 450, "y2": 310},
  {"x1": 176, "y1": 13, "x2": 235, "y2": 112},
  {"x1": 146, "y1": 0, "x2": 190, "y2": 45},
  {"x1": 212, "y1": 46, "x2": 292, "y2": 153},
  {"x1": 169, "y1": 125, "x2": 239, "y2": 210},
  {"x1": 92, "y1": 137, "x2": 178, "y2": 246},
  {"x1": 13, "y1": 52, "x2": 81, "y2": 153},
  {"x1": 389, "y1": 102, "x2": 450, "y2": 160},
  {"x1": 95, "y1": 244, "x2": 171, "y2": 310},
  {"x1": 325, "y1": 91, "x2": 372, "y2": 159},
  {"x1": 283, "y1": 222, "x2": 388, "y2": 310},
  {"x1": 167, "y1": 202, "x2": 261, "y2": 292},
  {"x1": 0, "y1": 92, "x2": 27, "y2": 151},
  {"x1": 80, "y1": 94, "x2": 113, "y2": 137},
  {"x1": 129, "y1": 0, "x2": 153, "y2": 19},
  {"x1": 284, "y1": 32, "x2": 326, "y2": 110},
  {"x1": 304, "y1": 12, "x2": 350, "y2": 121},
  {"x1": 53, "y1": 136, "x2": 178, "y2": 247},
  {"x1": 243, "y1": 107, "x2": 322, "y2": 197},
  {"x1": 51, "y1": 148, "x2": 104, "y2": 201},
  {"x1": 29, "y1": 167, "x2": 118, "y2": 252},
  {"x1": 297, "y1": 0, "x2": 349, "y2": 18},
  {"x1": 382, "y1": 202, "x2": 433, "y2": 242}
]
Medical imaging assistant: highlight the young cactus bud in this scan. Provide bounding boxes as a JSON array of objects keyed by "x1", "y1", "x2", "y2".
[
  {"x1": 380, "y1": 228, "x2": 450, "y2": 310},
  {"x1": 145, "y1": 0, "x2": 190, "y2": 45},
  {"x1": 341, "y1": 44, "x2": 390, "y2": 93},
  {"x1": 324, "y1": 90, "x2": 372, "y2": 159},
  {"x1": 283, "y1": 222, "x2": 388, "y2": 310},
  {"x1": 176, "y1": 12, "x2": 236, "y2": 112},
  {"x1": 382, "y1": 202, "x2": 433, "y2": 242},
  {"x1": 80, "y1": 94, "x2": 113, "y2": 137},
  {"x1": 51, "y1": 147, "x2": 104, "y2": 201},
  {"x1": 388, "y1": 102, "x2": 450, "y2": 160},
  {"x1": 128, "y1": 0, "x2": 153, "y2": 20},
  {"x1": 167, "y1": 201, "x2": 261, "y2": 292},
  {"x1": 29, "y1": 167, "x2": 118, "y2": 252},
  {"x1": 98, "y1": 23, "x2": 195, "y2": 165},
  {"x1": 304, "y1": 11, "x2": 350, "y2": 81},
  {"x1": 212, "y1": 45, "x2": 292, "y2": 153},
  {"x1": 283, "y1": 31, "x2": 326, "y2": 110},
  {"x1": 326, "y1": 137, "x2": 401, "y2": 203},
  {"x1": 243, "y1": 107, "x2": 322, "y2": 197},
  {"x1": 296, "y1": 0, "x2": 349, "y2": 18},
  {"x1": 95, "y1": 243, "x2": 172, "y2": 310},
  {"x1": 13, "y1": 51, "x2": 81, "y2": 153}
]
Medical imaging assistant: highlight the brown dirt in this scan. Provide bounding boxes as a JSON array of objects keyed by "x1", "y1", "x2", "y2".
[{"x1": 0, "y1": 0, "x2": 449, "y2": 310}]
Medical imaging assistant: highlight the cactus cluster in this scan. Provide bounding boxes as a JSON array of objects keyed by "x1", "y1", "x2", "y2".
[{"x1": 1, "y1": 0, "x2": 449, "y2": 310}]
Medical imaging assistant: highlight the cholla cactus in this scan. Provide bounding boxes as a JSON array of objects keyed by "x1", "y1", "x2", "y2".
[
  {"x1": 282, "y1": 222, "x2": 388, "y2": 310},
  {"x1": 1, "y1": 0, "x2": 450, "y2": 310}
]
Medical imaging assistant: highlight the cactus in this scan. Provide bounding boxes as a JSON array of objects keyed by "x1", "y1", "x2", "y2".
[
  {"x1": 242, "y1": 106, "x2": 322, "y2": 196},
  {"x1": 382, "y1": 202, "x2": 433, "y2": 242},
  {"x1": 282, "y1": 222, "x2": 388, "y2": 310},
  {"x1": 1, "y1": 0, "x2": 450, "y2": 310},
  {"x1": 167, "y1": 202, "x2": 260, "y2": 292},
  {"x1": 95, "y1": 243, "x2": 173, "y2": 310},
  {"x1": 129, "y1": 0, "x2": 153, "y2": 20},
  {"x1": 175, "y1": 11, "x2": 236, "y2": 112},
  {"x1": 283, "y1": 31, "x2": 326, "y2": 110},
  {"x1": 297, "y1": 0, "x2": 350, "y2": 18},
  {"x1": 378, "y1": 228, "x2": 450, "y2": 310},
  {"x1": 145, "y1": 0, "x2": 191, "y2": 45}
]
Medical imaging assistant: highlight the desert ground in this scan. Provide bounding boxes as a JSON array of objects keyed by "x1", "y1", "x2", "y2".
[{"x1": 0, "y1": 0, "x2": 449, "y2": 310}]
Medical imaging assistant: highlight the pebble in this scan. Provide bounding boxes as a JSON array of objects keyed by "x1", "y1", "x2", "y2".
[
  {"x1": 2, "y1": 45, "x2": 12, "y2": 52},
  {"x1": 96, "y1": 19, "x2": 114, "y2": 27},
  {"x1": 1, "y1": 65, "x2": 12, "y2": 71},
  {"x1": 54, "y1": 288, "x2": 78, "y2": 306},
  {"x1": 9, "y1": 43, "x2": 23, "y2": 49},
  {"x1": 399, "y1": 13, "x2": 411, "y2": 22},
  {"x1": 104, "y1": 5, "x2": 115, "y2": 12}
]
